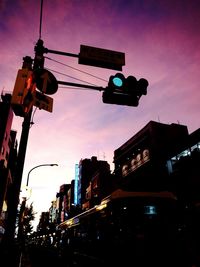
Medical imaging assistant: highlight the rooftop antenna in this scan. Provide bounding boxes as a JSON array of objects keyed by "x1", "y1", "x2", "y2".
[{"x1": 39, "y1": 0, "x2": 44, "y2": 39}]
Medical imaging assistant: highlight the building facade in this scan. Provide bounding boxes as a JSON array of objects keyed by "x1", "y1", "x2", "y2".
[
  {"x1": 113, "y1": 120, "x2": 189, "y2": 192},
  {"x1": 167, "y1": 128, "x2": 200, "y2": 202},
  {"x1": 0, "y1": 93, "x2": 18, "y2": 236},
  {"x1": 78, "y1": 156, "x2": 112, "y2": 210}
]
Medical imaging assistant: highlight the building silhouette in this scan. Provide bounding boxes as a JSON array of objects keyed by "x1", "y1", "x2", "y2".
[
  {"x1": 167, "y1": 127, "x2": 200, "y2": 203},
  {"x1": 78, "y1": 156, "x2": 112, "y2": 210},
  {"x1": 0, "y1": 93, "x2": 18, "y2": 238},
  {"x1": 38, "y1": 157, "x2": 113, "y2": 231},
  {"x1": 113, "y1": 120, "x2": 200, "y2": 202},
  {"x1": 37, "y1": 121, "x2": 200, "y2": 232}
]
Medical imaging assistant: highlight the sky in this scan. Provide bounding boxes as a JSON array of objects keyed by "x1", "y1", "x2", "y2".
[{"x1": 1, "y1": 0, "x2": 200, "y2": 228}]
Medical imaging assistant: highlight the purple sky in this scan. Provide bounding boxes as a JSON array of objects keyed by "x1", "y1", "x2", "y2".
[{"x1": 1, "y1": 0, "x2": 200, "y2": 226}]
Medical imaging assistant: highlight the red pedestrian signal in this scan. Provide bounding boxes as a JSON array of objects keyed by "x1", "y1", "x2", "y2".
[{"x1": 11, "y1": 69, "x2": 36, "y2": 116}]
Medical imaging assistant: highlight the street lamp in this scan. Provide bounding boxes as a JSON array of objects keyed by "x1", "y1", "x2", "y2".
[
  {"x1": 18, "y1": 163, "x2": 58, "y2": 240},
  {"x1": 26, "y1": 163, "x2": 58, "y2": 187},
  {"x1": 17, "y1": 163, "x2": 58, "y2": 265}
]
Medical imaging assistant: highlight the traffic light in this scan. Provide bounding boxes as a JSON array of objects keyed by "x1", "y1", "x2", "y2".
[
  {"x1": 11, "y1": 68, "x2": 35, "y2": 117},
  {"x1": 102, "y1": 73, "x2": 149, "y2": 107}
]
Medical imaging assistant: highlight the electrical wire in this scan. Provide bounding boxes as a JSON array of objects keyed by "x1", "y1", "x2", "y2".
[
  {"x1": 45, "y1": 67, "x2": 99, "y2": 87},
  {"x1": 58, "y1": 86, "x2": 102, "y2": 91},
  {"x1": 45, "y1": 56, "x2": 108, "y2": 83}
]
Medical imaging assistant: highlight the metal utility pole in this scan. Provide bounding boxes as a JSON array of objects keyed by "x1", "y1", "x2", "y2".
[{"x1": 5, "y1": 57, "x2": 33, "y2": 242}]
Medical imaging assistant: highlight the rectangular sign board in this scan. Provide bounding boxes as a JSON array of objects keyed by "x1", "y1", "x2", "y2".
[
  {"x1": 79, "y1": 45, "x2": 125, "y2": 71},
  {"x1": 33, "y1": 91, "x2": 53, "y2": 112}
]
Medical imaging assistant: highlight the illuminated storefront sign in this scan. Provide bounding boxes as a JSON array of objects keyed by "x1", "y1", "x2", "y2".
[
  {"x1": 74, "y1": 164, "x2": 79, "y2": 205},
  {"x1": 122, "y1": 149, "x2": 150, "y2": 177}
]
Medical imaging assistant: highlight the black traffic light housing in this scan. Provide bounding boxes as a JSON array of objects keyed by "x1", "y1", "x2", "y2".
[{"x1": 102, "y1": 73, "x2": 149, "y2": 107}]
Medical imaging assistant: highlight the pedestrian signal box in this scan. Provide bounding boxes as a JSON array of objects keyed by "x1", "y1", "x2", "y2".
[{"x1": 11, "y1": 68, "x2": 34, "y2": 117}]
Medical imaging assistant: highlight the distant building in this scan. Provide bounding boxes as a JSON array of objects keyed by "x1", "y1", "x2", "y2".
[
  {"x1": 88, "y1": 162, "x2": 113, "y2": 207},
  {"x1": 49, "y1": 200, "x2": 57, "y2": 224},
  {"x1": 37, "y1": 212, "x2": 49, "y2": 233},
  {"x1": 56, "y1": 183, "x2": 71, "y2": 224},
  {"x1": 78, "y1": 156, "x2": 112, "y2": 210}
]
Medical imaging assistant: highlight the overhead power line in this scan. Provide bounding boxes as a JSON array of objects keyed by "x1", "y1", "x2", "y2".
[
  {"x1": 45, "y1": 67, "x2": 100, "y2": 87},
  {"x1": 45, "y1": 56, "x2": 108, "y2": 83}
]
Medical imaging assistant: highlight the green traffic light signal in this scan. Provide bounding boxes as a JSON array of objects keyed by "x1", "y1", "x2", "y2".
[
  {"x1": 113, "y1": 77, "x2": 123, "y2": 87},
  {"x1": 108, "y1": 73, "x2": 125, "y2": 90}
]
